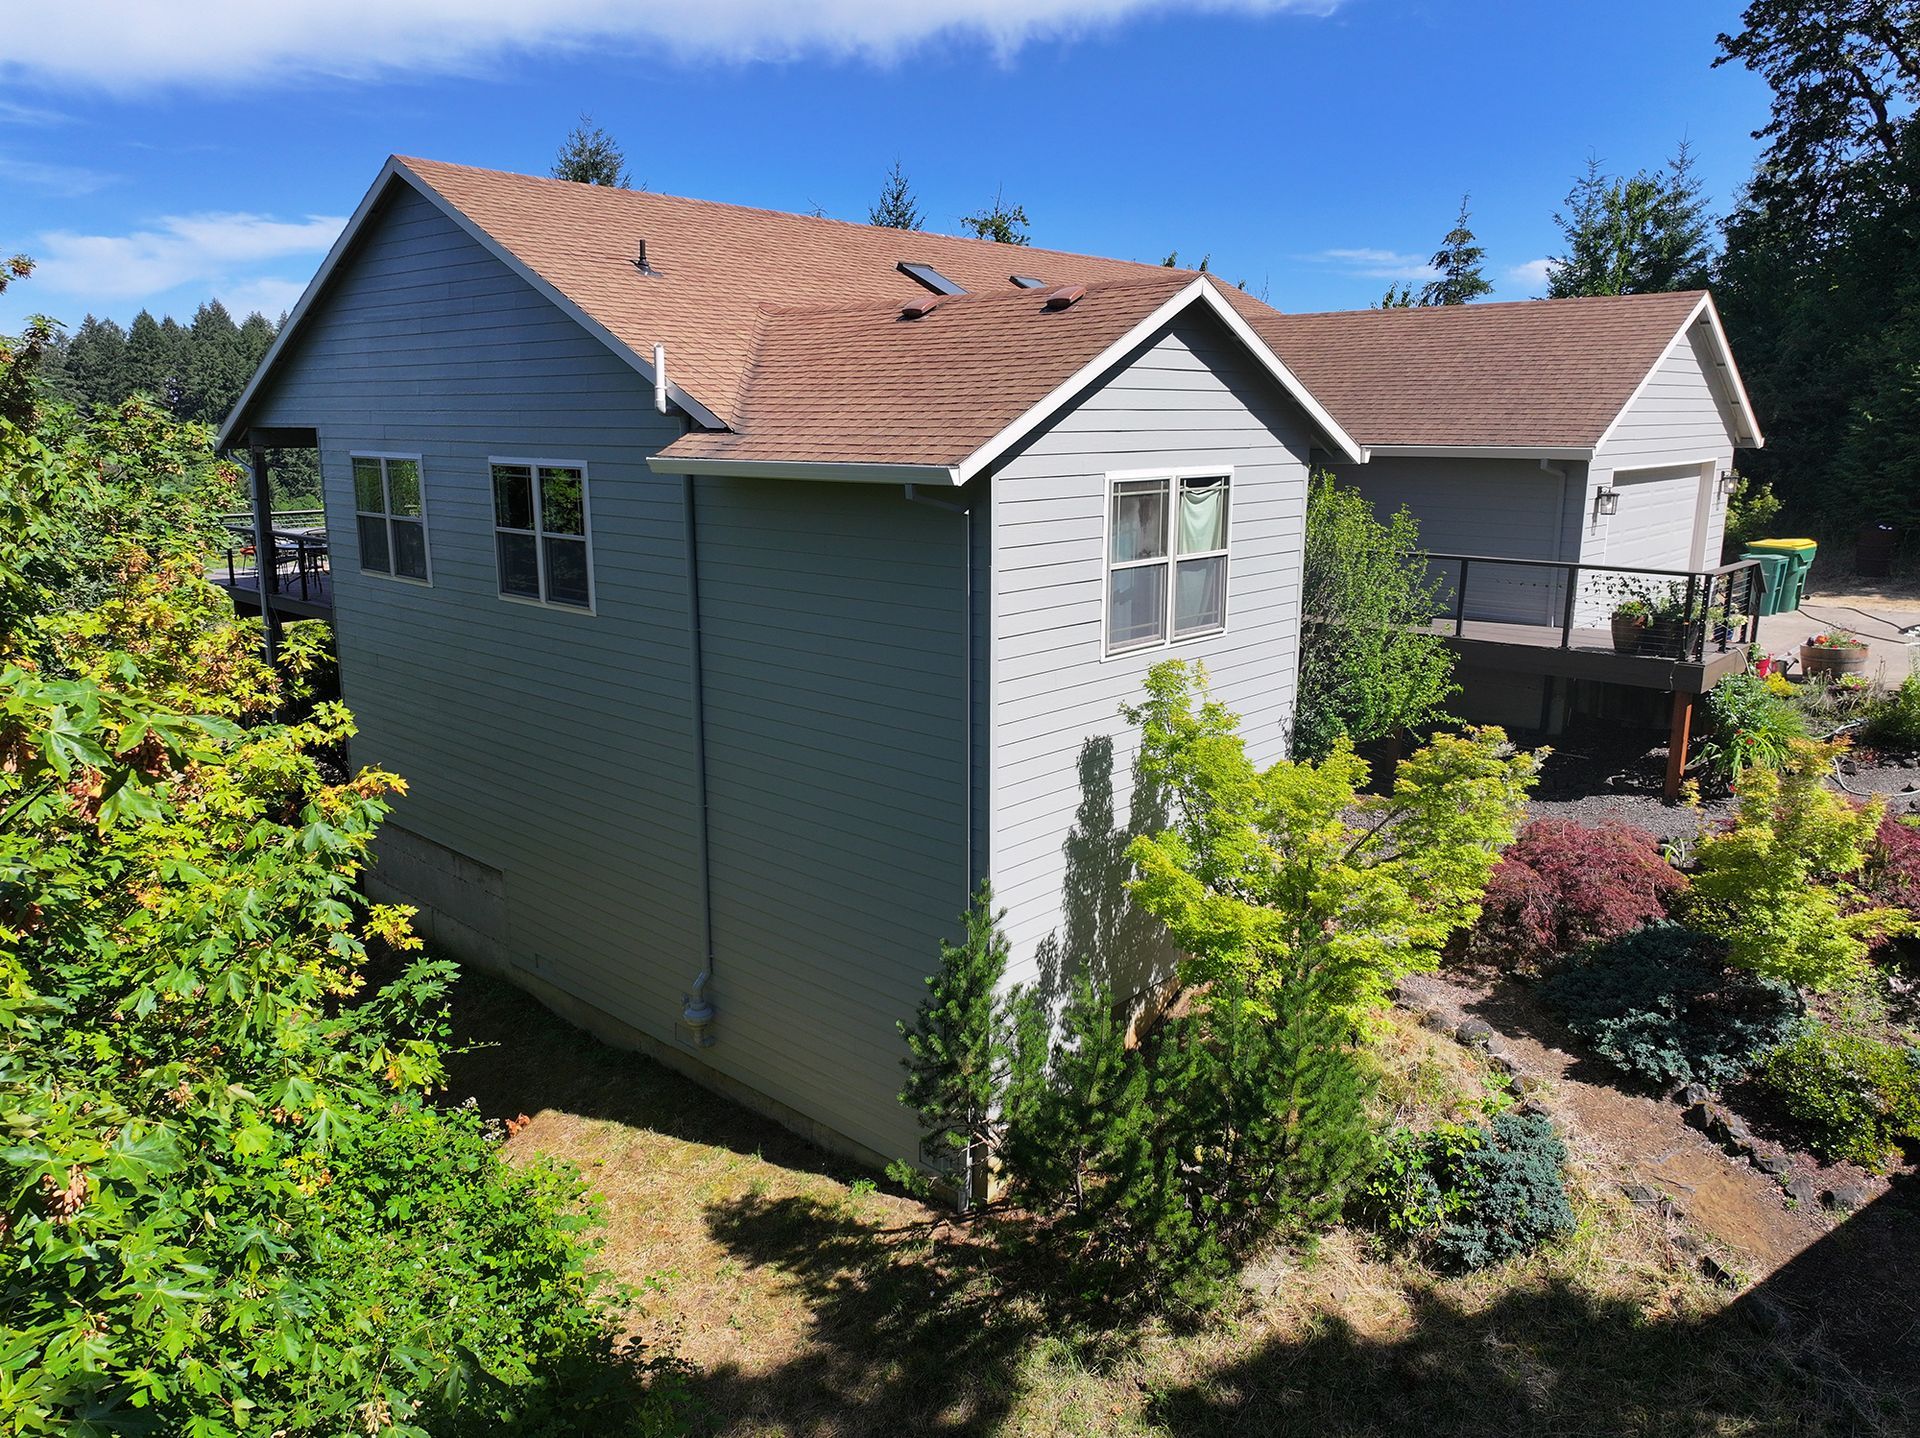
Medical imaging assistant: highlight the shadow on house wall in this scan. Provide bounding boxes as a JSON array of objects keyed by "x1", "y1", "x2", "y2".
[{"x1": 1025, "y1": 733, "x2": 1174, "y2": 1024}]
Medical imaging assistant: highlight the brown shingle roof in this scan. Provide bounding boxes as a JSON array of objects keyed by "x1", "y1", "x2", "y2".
[
  {"x1": 1240, "y1": 291, "x2": 1711, "y2": 450},
  {"x1": 659, "y1": 274, "x2": 1198, "y2": 469},
  {"x1": 398, "y1": 156, "x2": 1186, "y2": 429}
]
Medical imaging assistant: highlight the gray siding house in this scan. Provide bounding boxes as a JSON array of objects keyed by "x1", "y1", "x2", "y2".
[
  {"x1": 221, "y1": 157, "x2": 1358, "y2": 1166},
  {"x1": 222, "y1": 157, "x2": 1761, "y2": 1163}
]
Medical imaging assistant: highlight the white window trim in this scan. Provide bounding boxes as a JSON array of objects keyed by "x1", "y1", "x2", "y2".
[
  {"x1": 487, "y1": 455, "x2": 598, "y2": 615},
  {"x1": 1101, "y1": 465, "x2": 1234, "y2": 659},
  {"x1": 349, "y1": 450, "x2": 432, "y2": 586}
]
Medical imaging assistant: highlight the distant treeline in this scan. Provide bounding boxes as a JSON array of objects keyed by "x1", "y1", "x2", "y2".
[{"x1": 44, "y1": 301, "x2": 319, "y2": 508}]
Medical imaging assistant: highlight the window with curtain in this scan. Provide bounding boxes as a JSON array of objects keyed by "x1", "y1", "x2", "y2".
[
  {"x1": 490, "y1": 461, "x2": 594, "y2": 610},
  {"x1": 1105, "y1": 472, "x2": 1230, "y2": 653},
  {"x1": 351, "y1": 454, "x2": 430, "y2": 582}
]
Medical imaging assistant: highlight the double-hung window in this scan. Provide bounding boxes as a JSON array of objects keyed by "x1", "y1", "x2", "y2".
[
  {"x1": 490, "y1": 461, "x2": 594, "y2": 610},
  {"x1": 1105, "y1": 471, "x2": 1230, "y2": 654},
  {"x1": 352, "y1": 454, "x2": 430, "y2": 582}
]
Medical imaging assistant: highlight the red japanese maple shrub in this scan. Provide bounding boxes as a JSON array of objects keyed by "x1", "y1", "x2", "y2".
[
  {"x1": 1861, "y1": 814, "x2": 1920, "y2": 957},
  {"x1": 1463, "y1": 819, "x2": 1687, "y2": 967}
]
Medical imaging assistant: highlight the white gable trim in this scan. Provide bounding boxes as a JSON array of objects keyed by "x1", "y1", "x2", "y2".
[
  {"x1": 1590, "y1": 293, "x2": 1764, "y2": 457},
  {"x1": 956, "y1": 277, "x2": 1366, "y2": 479},
  {"x1": 216, "y1": 157, "x2": 725, "y2": 451}
]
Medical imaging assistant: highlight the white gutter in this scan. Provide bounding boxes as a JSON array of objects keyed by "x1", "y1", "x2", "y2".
[{"x1": 648, "y1": 456, "x2": 964, "y2": 485}]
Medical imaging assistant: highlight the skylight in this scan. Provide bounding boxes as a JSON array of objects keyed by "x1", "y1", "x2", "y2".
[
  {"x1": 898, "y1": 261, "x2": 965, "y2": 296},
  {"x1": 1010, "y1": 275, "x2": 1049, "y2": 289}
]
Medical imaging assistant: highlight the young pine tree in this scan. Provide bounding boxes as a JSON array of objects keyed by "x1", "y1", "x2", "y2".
[
  {"x1": 898, "y1": 883, "x2": 1011, "y2": 1206},
  {"x1": 961, "y1": 186, "x2": 1031, "y2": 245},
  {"x1": 1419, "y1": 194, "x2": 1493, "y2": 305},
  {"x1": 551, "y1": 114, "x2": 633, "y2": 188},
  {"x1": 868, "y1": 160, "x2": 923, "y2": 230}
]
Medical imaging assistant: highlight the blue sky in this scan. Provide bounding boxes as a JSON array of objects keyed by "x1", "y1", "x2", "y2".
[{"x1": 0, "y1": 0, "x2": 1772, "y2": 333}]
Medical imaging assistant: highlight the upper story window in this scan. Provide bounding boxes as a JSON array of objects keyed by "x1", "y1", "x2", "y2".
[
  {"x1": 490, "y1": 461, "x2": 594, "y2": 611},
  {"x1": 351, "y1": 454, "x2": 430, "y2": 582},
  {"x1": 1106, "y1": 471, "x2": 1230, "y2": 655}
]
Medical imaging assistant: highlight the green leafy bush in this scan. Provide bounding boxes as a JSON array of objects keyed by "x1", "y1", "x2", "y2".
[
  {"x1": 1293, "y1": 473, "x2": 1457, "y2": 761},
  {"x1": 1539, "y1": 924, "x2": 1804, "y2": 1089},
  {"x1": 1686, "y1": 741, "x2": 1912, "y2": 989},
  {"x1": 1697, "y1": 671, "x2": 1808, "y2": 787},
  {"x1": 1756, "y1": 1025, "x2": 1920, "y2": 1168},
  {"x1": 1355, "y1": 1113, "x2": 1577, "y2": 1272},
  {"x1": 1862, "y1": 675, "x2": 1920, "y2": 753}
]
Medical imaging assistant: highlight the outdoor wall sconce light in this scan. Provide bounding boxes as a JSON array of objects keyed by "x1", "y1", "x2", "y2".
[
  {"x1": 1718, "y1": 469, "x2": 1737, "y2": 499},
  {"x1": 1595, "y1": 487, "x2": 1620, "y2": 517}
]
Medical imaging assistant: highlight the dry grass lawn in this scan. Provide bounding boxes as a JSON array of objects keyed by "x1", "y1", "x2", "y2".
[{"x1": 440, "y1": 970, "x2": 1917, "y2": 1437}]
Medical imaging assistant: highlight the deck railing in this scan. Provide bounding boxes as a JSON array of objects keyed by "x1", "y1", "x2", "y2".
[
  {"x1": 1423, "y1": 554, "x2": 1764, "y2": 662},
  {"x1": 221, "y1": 521, "x2": 331, "y2": 606}
]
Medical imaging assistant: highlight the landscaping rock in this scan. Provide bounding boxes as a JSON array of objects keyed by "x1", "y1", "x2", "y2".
[
  {"x1": 1699, "y1": 1253, "x2": 1742, "y2": 1290},
  {"x1": 1670, "y1": 1229, "x2": 1704, "y2": 1255},
  {"x1": 1512, "y1": 1073, "x2": 1546, "y2": 1097},
  {"x1": 1684, "y1": 1102, "x2": 1715, "y2": 1132},
  {"x1": 1784, "y1": 1175, "x2": 1819, "y2": 1207},
  {"x1": 1486, "y1": 1050, "x2": 1521, "y2": 1076},
  {"x1": 1621, "y1": 1182, "x2": 1663, "y2": 1206},
  {"x1": 1752, "y1": 1152, "x2": 1791, "y2": 1176},
  {"x1": 1723, "y1": 1113, "x2": 1755, "y2": 1147},
  {"x1": 1823, "y1": 1184, "x2": 1872, "y2": 1212},
  {"x1": 1419, "y1": 1009, "x2": 1453, "y2": 1034},
  {"x1": 1680, "y1": 1083, "x2": 1711, "y2": 1108},
  {"x1": 1517, "y1": 1098, "x2": 1551, "y2": 1119},
  {"x1": 1454, "y1": 1017, "x2": 1495, "y2": 1047}
]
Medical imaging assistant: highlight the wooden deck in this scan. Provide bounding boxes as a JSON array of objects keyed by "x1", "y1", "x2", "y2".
[
  {"x1": 1425, "y1": 617, "x2": 1751, "y2": 694},
  {"x1": 218, "y1": 570, "x2": 333, "y2": 620}
]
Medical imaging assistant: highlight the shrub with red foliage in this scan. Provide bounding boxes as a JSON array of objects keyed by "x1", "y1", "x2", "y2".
[
  {"x1": 1463, "y1": 819, "x2": 1687, "y2": 967},
  {"x1": 1861, "y1": 815, "x2": 1920, "y2": 949}
]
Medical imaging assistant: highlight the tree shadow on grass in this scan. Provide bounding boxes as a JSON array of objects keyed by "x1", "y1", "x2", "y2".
[{"x1": 689, "y1": 1192, "x2": 1106, "y2": 1437}]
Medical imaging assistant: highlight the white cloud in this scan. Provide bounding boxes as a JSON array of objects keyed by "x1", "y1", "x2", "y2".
[
  {"x1": 1508, "y1": 257, "x2": 1553, "y2": 292},
  {"x1": 0, "y1": 154, "x2": 114, "y2": 196},
  {"x1": 218, "y1": 276, "x2": 310, "y2": 320},
  {"x1": 0, "y1": 100, "x2": 70, "y2": 125},
  {"x1": 26, "y1": 212, "x2": 343, "y2": 311},
  {"x1": 1302, "y1": 246, "x2": 1438, "y2": 282},
  {"x1": 0, "y1": 1, "x2": 1340, "y2": 90}
]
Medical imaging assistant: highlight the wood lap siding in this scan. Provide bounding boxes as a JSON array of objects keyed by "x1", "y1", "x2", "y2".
[
  {"x1": 243, "y1": 184, "x2": 709, "y2": 1053},
  {"x1": 988, "y1": 313, "x2": 1311, "y2": 990},
  {"x1": 696, "y1": 479, "x2": 969, "y2": 1162},
  {"x1": 1591, "y1": 326, "x2": 1739, "y2": 568}
]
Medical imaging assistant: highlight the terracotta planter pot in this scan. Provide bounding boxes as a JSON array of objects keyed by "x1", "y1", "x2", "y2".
[
  {"x1": 1610, "y1": 614, "x2": 1647, "y2": 653},
  {"x1": 1801, "y1": 643, "x2": 1869, "y2": 678}
]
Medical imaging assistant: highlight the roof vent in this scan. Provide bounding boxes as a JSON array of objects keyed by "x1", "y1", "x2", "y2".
[
  {"x1": 898, "y1": 260, "x2": 965, "y2": 296},
  {"x1": 1010, "y1": 274, "x2": 1048, "y2": 289},
  {"x1": 633, "y1": 239, "x2": 655, "y2": 275},
  {"x1": 1044, "y1": 284, "x2": 1087, "y2": 310},
  {"x1": 901, "y1": 294, "x2": 946, "y2": 320}
]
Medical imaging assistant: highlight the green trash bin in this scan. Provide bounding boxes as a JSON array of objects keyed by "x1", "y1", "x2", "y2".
[
  {"x1": 1740, "y1": 550, "x2": 1792, "y2": 616},
  {"x1": 1745, "y1": 538, "x2": 1818, "y2": 613}
]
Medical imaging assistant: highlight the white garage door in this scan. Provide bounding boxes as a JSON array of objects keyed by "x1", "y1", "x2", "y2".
[{"x1": 1603, "y1": 464, "x2": 1706, "y2": 573}]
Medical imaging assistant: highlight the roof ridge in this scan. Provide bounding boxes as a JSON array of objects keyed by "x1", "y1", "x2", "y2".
[
  {"x1": 394, "y1": 154, "x2": 1184, "y2": 276},
  {"x1": 750, "y1": 269, "x2": 1197, "y2": 320},
  {"x1": 1274, "y1": 290, "x2": 1710, "y2": 322}
]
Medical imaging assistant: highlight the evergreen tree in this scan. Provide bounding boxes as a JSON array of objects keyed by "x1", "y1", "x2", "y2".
[
  {"x1": 1546, "y1": 146, "x2": 1714, "y2": 298},
  {"x1": 182, "y1": 300, "x2": 249, "y2": 426},
  {"x1": 1418, "y1": 194, "x2": 1494, "y2": 305},
  {"x1": 551, "y1": 114, "x2": 633, "y2": 188},
  {"x1": 1378, "y1": 282, "x2": 1416, "y2": 308},
  {"x1": 122, "y1": 309, "x2": 182, "y2": 409},
  {"x1": 238, "y1": 309, "x2": 275, "y2": 368},
  {"x1": 960, "y1": 186, "x2": 1031, "y2": 245},
  {"x1": 61, "y1": 315, "x2": 128, "y2": 408},
  {"x1": 897, "y1": 883, "x2": 1010, "y2": 1207},
  {"x1": 868, "y1": 160, "x2": 923, "y2": 230}
]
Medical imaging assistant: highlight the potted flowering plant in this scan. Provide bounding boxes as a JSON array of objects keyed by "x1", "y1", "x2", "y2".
[
  {"x1": 1800, "y1": 630, "x2": 1869, "y2": 678},
  {"x1": 1610, "y1": 595, "x2": 1652, "y2": 653}
]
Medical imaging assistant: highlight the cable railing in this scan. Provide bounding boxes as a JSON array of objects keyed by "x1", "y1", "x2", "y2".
[
  {"x1": 1421, "y1": 554, "x2": 1765, "y2": 662},
  {"x1": 220, "y1": 519, "x2": 331, "y2": 607}
]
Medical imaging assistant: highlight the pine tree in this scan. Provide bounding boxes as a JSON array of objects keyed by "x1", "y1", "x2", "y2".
[
  {"x1": 1419, "y1": 194, "x2": 1493, "y2": 305},
  {"x1": 182, "y1": 300, "x2": 249, "y2": 426},
  {"x1": 552, "y1": 114, "x2": 633, "y2": 188},
  {"x1": 61, "y1": 315, "x2": 129, "y2": 408},
  {"x1": 123, "y1": 310, "x2": 182, "y2": 409},
  {"x1": 961, "y1": 186, "x2": 1031, "y2": 246},
  {"x1": 898, "y1": 883, "x2": 1010, "y2": 1206},
  {"x1": 1546, "y1": 146, "x2": 1713, "y2": 298},
  {"x1": 868, "y1": 160, "x2": 923, "y2": 230}
]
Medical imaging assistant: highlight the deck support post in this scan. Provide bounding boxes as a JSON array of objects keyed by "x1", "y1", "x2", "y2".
[
  {"x1": 1663, "y1": 690, "x2": 1695, "y2": 802},
  {"x1": 248, "y1": 443, "x2": 280, "y2": 669}
]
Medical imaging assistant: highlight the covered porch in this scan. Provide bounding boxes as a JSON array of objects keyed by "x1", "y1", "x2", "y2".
[{"x1": 212, "y1": 426, "x2": 326, "y2": 656}]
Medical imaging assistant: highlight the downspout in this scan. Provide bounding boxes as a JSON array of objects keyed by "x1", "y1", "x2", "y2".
[{"x1": 676, "y1": 406, "x2": 718, "y2": 1047}]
